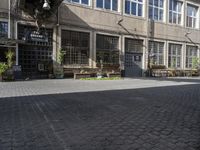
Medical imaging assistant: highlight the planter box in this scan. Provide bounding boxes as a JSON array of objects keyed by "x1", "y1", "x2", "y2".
[
  {"x1": 107, "y1": 73, "x2": 121, "y2": 78},
  {"x1": 74, "y1": 73, "x2": 91, "y2": 79}
]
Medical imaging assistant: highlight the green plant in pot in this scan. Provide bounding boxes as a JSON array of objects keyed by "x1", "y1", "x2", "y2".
[
  {"x1": 54, "y1": 49, "x2": 65, "y2": 79},
  {"x1": 4, "y1": 50, "x2": 15, "y2": 81},
  {"x1": 0, "y1": 62, "x2": 8, "y2": 81}
]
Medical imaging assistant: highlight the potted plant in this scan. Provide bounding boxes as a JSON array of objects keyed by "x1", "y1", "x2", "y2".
[
  {"x1": 4, "y1": 50, "x2": 15, "y2": 81},
  {"x1": 54, "y1": 49, "x2": 65, "y2": 79},
  {"x1": 0, "y1": 62, "x2": 8, "y2": 81}
]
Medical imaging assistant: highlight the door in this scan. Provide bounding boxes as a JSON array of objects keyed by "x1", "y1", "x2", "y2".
[{"x1": 125, "y1": 52, "x2": 143, "y2": 77}]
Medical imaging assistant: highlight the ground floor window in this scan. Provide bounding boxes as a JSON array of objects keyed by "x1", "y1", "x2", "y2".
[
  {"x1": 168, "y1": 43, "x2": 182, "y2": 68},
  {"x1": 186, "y1": 46, "x2": 198, "y2": 68},
  {"x1": 61, "y1": 30, "x2": 90, "y2": 66},
  {"x1": 148, "y1": 41, "x2": 164, "y2": 65},
  {"x1": 96, "y1": 34, "x2": 119, "y2": 66}
]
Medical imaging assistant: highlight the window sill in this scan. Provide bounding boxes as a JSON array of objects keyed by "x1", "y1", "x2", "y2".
[
  {"x1": 123, "y1": 13, "x2": 145, "y2": 20},
  {"x1": 63, "y1": 1, "x2": 92, "y2": 9},
  {"x1": 94, "y1": 8, "x2": 121, "y2": 15}
]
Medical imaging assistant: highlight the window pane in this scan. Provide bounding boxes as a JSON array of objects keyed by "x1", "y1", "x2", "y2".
[
  {"x1": 72, "y1": 0, "x2": 79, "y2": 3},
  {"x1": 159, "y1": 0, "x2": 163, "y2": 7},
  {"x1": 96, "y1": 0, "x2": 103, "y2": 8},
  {"x1": 154, "y1": 0, "x2": 158, "y2": 7},
  {"x1": 178, "y1": 14, "x2": 181, "y2": 24},
  {"x1": 105, "y1": 0, "x2": 111, "y2": 9},
  {"x1": 169, "y1": 0, "x2": 173, "y2": 10},
  {"x1": 112, "y1": 0, "x2": 118, "y2": 11},
  {"x1": 154, "y1": 8, "x2": 158, "y2": 20},
  {"x1": 159, "y1": 9, "x2": 163, "y2": 20},
  {"x1": 82, "y1": 0, "x2": 88, "y2": 4},
  {"x1": 149, "y1": 0, "x2": 153, "y2": 5},
  {"x1": 125, "y1": 0, "x2": 130, "y2": 14},
  {"x1": 138, "y1": 4, "x2": 143, "y2": 16},
  {"x1": 169, "y1": 11, "x2": 172, "y2": 23},
  {"x1": 131, "y1": 2, "x2": 136, "y2": 15},
  {"x1": 149, "y1": 6, "x2": 153, "y2": 19}
]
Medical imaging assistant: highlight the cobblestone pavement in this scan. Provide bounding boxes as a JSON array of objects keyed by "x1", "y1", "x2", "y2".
[{"x1": 0, "y1": 78, "x2": 200, "y2": 150}]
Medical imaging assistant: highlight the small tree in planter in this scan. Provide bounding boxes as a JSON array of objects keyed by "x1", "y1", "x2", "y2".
[
  {"x1": 4, "y1": 50, "x2": 15, "y2": 81},
  {"x1": 0, "y1": 63, "x2": 8, "y2": 81},
  {"x1": 54, "y1": 49, "x2": 65, "y2": 78}
]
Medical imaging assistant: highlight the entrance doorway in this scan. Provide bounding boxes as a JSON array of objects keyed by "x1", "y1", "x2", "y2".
[{"x1": 124, "y1": 38, "x2": 143, "y2": 77}]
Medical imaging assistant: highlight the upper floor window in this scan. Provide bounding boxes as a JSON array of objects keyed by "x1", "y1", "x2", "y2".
[
  {"x1": 0, "y1": 22, "x2": 8, "y2": 38},
  {"x1": 125, "y1": 0, "x2": 143, "y2": 17},
  {"x1": 187, "y1": 4, "x2": 198, "y2": 28},
  {"x1": 96, "y1": 0, "x2": 118, "y2": 11},
  {"x1": 169, "y1": 0, "x2": 182, "y2": 25},
  {"x1": 65, "y1": 0, "x2": 89, "y2": 5},
  {"x1": 149, "y1": 0, "x2": 164, "y2": 21}
]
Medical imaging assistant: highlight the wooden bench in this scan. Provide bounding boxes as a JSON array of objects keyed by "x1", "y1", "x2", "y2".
[{"x1": 74, "y1": 73, "x2": 91, "y2": 79}]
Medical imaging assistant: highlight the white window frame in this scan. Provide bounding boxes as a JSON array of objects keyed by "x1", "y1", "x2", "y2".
[
  {"x1": 186, "y1": 3, "x2": 198, "y2": 28},
  {"x1": 149, "y1": 41, "x2": 164, "y2": 65},
  {"x1": 64, "y1": 0, "x2": 91, "y2": 6},
  {"x1": 124, "y1": 0, "x2": 144, "y2": 17},
  {"x1": 149, "y1": 0, "x2": 164, "y2": 21},
  {"x1": 168, "y1": 43, "x2": 182, "y2": 68},
  {"x1": 185, "y1": 45, "x2": 198, "y2": 68},
  {"x1": 96, "y1": 0, "x2": 119, "y2": 11},
  {"x1": 168, "y1": 0, "x2": 182, "y2": 25}
]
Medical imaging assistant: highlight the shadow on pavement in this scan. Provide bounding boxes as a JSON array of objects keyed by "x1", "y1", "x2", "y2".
[{"x1": 0, "y1": 84, "x2": 200, "y2": 150}]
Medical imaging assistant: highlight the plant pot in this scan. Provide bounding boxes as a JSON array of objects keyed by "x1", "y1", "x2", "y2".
[{"x1": 55, "y1": 73, "x2": 64, "y2": 79}]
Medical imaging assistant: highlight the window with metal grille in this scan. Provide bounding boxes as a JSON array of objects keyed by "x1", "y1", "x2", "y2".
[
  {"x1": 0, "y1": 22, "x2": 8, "y2": 38},
  {"x1": 149, "y1": 41, "x2": 164, "y2": 65},
  {"x1": 168, "y1": 44, "x2": 182, "y2": 68},
  {"x1": 125, "y1": 38, "x2": 143, "y2": 53},
  {"x1": 61, "y1": 30, "x2": 90, "y2": 66},
  {"x1": 96, "y1": 34, "x2": 119, "y2": 65},
  {"x1": 186, "y1": 46, "x2": 198, "y2": 68}
]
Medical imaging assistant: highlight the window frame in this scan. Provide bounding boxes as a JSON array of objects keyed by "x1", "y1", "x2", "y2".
[
  {"x1": 96, "y1": 34, "x2": 120, "y2": 66},
  {"x1": 168, "y1": 0, "x2": 182, "y2": 25},
  {"x1": 0, "y1": 21, "x2": 8, "y2": 38},
  {"x1": 185, "y1": 45, "x2": 198, "y2": 68},
  {"x1": 96, "y1": 0, "x2": 119, "y2": 12},
  {"x1": 148, "y1": 0, "x2": 164, "y2": 21},
  {"x1": 124, "y1": 0, "x2": 144, "y2": 17},
  {"x1": 64, "y1": 0, "x2": 91, "y2": 6},
  {"x1": 186, "y1": 3, "x2": 199, "y2": 29},
  {"x1": 149, "y1": 41, "x2": 164, "y2": 65},
  {"x1": 168, "y1": 43, "x2": 182, "y2": 68}
]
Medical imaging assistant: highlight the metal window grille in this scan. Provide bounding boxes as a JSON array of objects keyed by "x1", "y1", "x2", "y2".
[
  {"x1": 0, "y1": 22, "x2": 8, "y2": 38},
  {"x1": 186, "y1": 46, "x2": 197, "y2": 68},
  {"x1": 125, "y1": 38, "x2": 143, "y2": 53},
  {"x1": 18, "y1": 24, "x2": 53, "y2": 77},
  {"x1": 96, "y1": 34, "x2": 119, "y2": 65},
  {"x1": 61, "y1": 30, "x2": 90, "y2": 66},
  {"x1": 168, "y1": 44, "x2": 182, "y2": 68},
  {"x1": 149, "y1": 41, "x2": 164, "y2": 65}
]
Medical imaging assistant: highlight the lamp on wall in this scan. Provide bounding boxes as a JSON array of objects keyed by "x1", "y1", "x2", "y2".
[{"x1": 43, "y1": 0, "x2": 51, "y2": 10}]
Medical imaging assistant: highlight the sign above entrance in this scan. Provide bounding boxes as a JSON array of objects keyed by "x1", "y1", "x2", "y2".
[
  {"x1": 24, "y1": 30, "x2": 48, "y2": 42},
  {"x1": 30, "y1": 31, "x2": 48, "y2": 42}
]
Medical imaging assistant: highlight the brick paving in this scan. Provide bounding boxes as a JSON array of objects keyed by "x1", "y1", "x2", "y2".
[{"x1": 0, "y1": 78, "x2": 200, "y2": 150}]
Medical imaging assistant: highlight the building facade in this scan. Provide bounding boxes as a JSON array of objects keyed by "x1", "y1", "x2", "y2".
[{"x1": 1, "y1": 0, "x2": 200, "y2": 78}]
